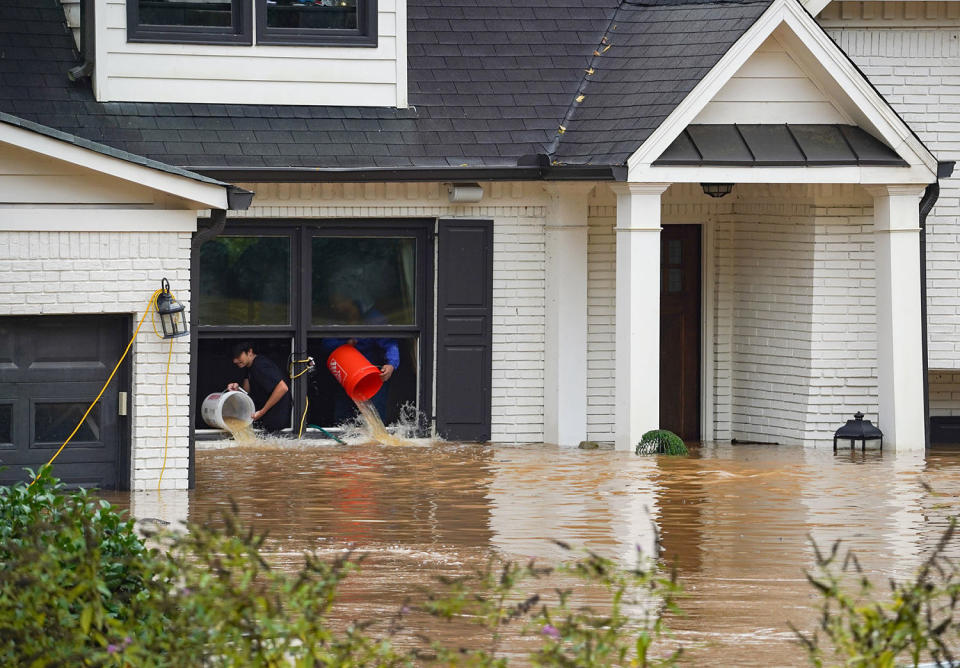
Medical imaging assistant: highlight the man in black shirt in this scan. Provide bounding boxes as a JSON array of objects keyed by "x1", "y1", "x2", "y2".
[{"x1": 227, "y1": 341, "x2": 291, "y2": 434}]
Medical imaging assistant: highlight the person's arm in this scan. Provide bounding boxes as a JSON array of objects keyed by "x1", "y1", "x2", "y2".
[
  {"x1": 378, "y1": 339, "x2": 400, "y2": 381},
  {"x1": 227, "y1": 378, "x2": 251, "y2": 392},
  {"x1": 253, "y1": 379, "x2": 288, "y2": 421}
]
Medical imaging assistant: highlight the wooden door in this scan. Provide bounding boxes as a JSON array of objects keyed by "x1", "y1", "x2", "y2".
[{"x1": 660, "y1": 225, "x2": 701, "y2": 441}]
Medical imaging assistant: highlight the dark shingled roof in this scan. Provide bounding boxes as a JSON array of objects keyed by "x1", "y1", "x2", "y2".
[{"x1": 0, "y1": 0, "x2": 780, "y2": 178}]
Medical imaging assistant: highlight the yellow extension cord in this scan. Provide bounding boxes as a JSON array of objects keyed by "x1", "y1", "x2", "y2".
[
  {"x1": 288, "y1": 357, "x2": 313, "y2": 439},
  {"x1": 32, "y1": 288, "x2": 177, "y2": 490}
]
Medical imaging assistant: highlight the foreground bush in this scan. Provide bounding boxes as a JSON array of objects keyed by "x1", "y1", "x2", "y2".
[
  {"x1": 0, "y1": 467, "x2": 682, "y2": 667},
  {"x1": 794, "y1": 515, "x2": 960, "y2": 667}
]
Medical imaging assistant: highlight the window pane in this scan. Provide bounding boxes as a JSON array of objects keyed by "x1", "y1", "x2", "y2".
[
  {"x1": 199, "y1": 236, "x2": 291, "y2": 326},
  {"x1": 267, "y1": 0, "x2": 358, "y2": 30},
  {"x1": 312, "y1": 237, "x2": 416, "y2": 326},
  {"x1": 36, "y1": 403, "x2": 100, "y2": 443},
  {"x1": 0, "y1": 404, "x2": 10, "y2": 444},
  {"x1": 138, "y1": 0, "x2": 233, "y2": 27}
]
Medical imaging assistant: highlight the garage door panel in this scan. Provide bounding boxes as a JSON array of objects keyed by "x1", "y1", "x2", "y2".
[{"x1": 0, "y1": 315, "x2": 126, "y2": 490}]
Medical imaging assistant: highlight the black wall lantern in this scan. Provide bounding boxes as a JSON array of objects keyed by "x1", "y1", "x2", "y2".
[
  {"x1": 155, "y1": 278, "x2": 188, "y2": 339},
  {"x1": 833, "y1": 411, "x2": 883, "y2": 453},
  {"x1": 701, "y1": 183, "x2": 734, "y2": 198}
]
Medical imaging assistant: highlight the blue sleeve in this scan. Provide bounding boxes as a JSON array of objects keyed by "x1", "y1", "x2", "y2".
[{"x1": 379, "y1": 338, "x2": 400, "y2": 369}]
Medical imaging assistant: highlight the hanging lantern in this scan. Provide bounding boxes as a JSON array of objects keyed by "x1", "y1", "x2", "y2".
[
  {"x1": 833, "y1": 411, "x2": 883, "y2": 453},
  {"x1": 155, "y1": 278, "x2": 188, "y2": 339}
]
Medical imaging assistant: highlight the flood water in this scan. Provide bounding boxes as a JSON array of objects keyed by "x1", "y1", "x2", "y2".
[{"x1": 103, "y1": 440, "x2": 960, "y2": 666}]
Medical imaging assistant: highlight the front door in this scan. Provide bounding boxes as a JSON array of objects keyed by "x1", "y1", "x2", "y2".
[{"x1": 660, "y1": 225, "x2": 701, "y2": 441}]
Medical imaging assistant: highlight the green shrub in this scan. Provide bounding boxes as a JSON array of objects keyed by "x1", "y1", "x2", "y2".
[
  {"x1": 793, "y1": 516, "x2": 960, "y2": 668},
  {"x1": 1, "y1": 467, "x2": 683, "y2": 666},
  {"x1": 635, "y1": 430, "x2": 688, "y2": 456}
]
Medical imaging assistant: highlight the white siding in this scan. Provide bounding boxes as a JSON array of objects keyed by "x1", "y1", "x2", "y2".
[
  {"x1": 693, "y1": 32, "x2": 850, "y2": 125},
  {"x1": 819, "y1": 2, "x2": 960, "y2": 402},
  {"x1": 92, "y1": 0, "x2": 404, "y2": 107},
  {"x1": 234, "y1": 181, "x2": 551, "y2": 443}
]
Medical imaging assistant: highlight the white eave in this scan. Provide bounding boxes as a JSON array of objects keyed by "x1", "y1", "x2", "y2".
[
  {"x1": 626, "y1": 0, "x2": 939, "y2": 185},
  {"x1": 0, "y1": 117, "x2": 232, "y2": 210}
]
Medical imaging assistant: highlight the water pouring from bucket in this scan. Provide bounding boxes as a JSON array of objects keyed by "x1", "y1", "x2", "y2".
[
  {"x1": 327, "y1": 344, "x2": 412, "y2": 446},
  {"x1": 201, "y1": 390, "x2": 258, "y2": 443}
]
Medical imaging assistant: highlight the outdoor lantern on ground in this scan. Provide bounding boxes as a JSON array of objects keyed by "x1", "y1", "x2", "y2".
[
  {"x1": 833, "y1": 411, "x2": 883, "y2": 453},
  {"x1": 155, "y1": 278, "x2": 188, "y2": 339}
]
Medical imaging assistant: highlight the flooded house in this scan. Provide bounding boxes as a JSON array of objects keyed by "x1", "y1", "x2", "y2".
[{"x1": 0, "y1": 0, "x2": 956, "y2": 490}]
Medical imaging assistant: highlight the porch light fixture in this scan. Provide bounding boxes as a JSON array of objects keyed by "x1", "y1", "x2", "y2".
[
  {"x1": 155, "y1": 278, "x2": 189, "y2": 339},
  {"x1": 448, "y1": 183, "x2": 484, "y2": 203},
  {"x1": 701, "y1": 183, "x2": 734, "y2": 198},
  {"x1": 833, "y1": 411, "x2": 883, "y2": 453}
]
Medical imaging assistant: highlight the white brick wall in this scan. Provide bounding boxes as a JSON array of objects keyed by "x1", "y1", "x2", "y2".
[
  {"x1": 0, "y1": 230, "x2": 192, "y2": 490},
  {"x1": 823, "y1": 11, "x2": 960, "y2": 376},
  {"x1": 236, "y1": 181, "x2": 551, "y2": 443}
]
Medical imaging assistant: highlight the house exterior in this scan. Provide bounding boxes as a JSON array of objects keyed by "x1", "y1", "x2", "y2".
[{"x1": 0, "y1": 0, "x2": 955, "y2": 490}]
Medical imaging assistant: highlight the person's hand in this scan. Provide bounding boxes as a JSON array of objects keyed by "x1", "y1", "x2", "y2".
[
  {"x1": 227, "y1": 382, "x2": 239, "y2": 392},
  {"x1": 252, "y1": 409, "x2": 264, "y2": 421},
  {"x1": 380, "y1": 364, "x2": 394, "y2": 381}
]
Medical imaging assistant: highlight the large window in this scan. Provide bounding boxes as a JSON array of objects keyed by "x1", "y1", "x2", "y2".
[
  {"x1": 194, "y1": 221, "x2": 431, "y2": 431},
  {"x1": 128, "y1": 0, "x2": 253, "y2": 44},
  {"x1": 128, "y1": 0, "x2": 376, "y2": 46}
]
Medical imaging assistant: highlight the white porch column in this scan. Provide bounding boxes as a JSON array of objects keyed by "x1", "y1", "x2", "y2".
[
  {"x1": 867, "y1": 185, "x2": 927, "y2": 452},
  {"x1": 544, "y1": 183, "x2": 592, "y2": 446},
  {"x1": 612, "y1": 183, "x2": 670, "y2": 451}
]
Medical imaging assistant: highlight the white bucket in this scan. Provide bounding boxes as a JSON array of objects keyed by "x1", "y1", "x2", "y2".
[{"x1": 201, "y1": 391, "x2": 255, "y2": 430}]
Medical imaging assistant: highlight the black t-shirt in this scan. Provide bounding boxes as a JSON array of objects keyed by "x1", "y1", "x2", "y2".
[{"x1": 244, "y1": 354, "x2": 291, "y2": 431}]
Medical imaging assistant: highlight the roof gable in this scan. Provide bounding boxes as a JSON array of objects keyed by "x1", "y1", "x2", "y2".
[{"x1": 628, "y1": 0, "x2": 938, "y2": 179}]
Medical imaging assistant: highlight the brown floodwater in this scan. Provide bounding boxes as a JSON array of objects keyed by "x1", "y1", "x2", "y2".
[{"x1": 102, "y1": 440, "x2": 960, "y2": 666}]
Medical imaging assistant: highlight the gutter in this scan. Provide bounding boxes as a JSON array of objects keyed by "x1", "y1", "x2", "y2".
[
  {"x1": 920, "y1": 160, "x2": 956, "y2": 449},
  {"x1": 193, "y1": 163, "x2": 627, "y2": 184}
]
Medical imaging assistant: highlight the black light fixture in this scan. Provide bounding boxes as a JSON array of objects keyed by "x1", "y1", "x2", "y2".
[
  {"x1": 833, "y1": 411, "x2": 883, "y2": 453},
  {"x1": 155, "y1": 278, "x2": 188, "y2": 339},
  {"x1": 701, "y1": 183, "x2": 734, "y2": 198}
]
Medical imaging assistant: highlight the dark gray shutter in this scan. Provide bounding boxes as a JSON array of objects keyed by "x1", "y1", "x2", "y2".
[{"x1": 436, "y1": 219, "x2": 493, "y2": 441}]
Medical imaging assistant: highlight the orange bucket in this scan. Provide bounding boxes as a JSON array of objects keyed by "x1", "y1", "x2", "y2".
[{"x1": 327, "y1": 344, "x2": 383, "y2": 401}]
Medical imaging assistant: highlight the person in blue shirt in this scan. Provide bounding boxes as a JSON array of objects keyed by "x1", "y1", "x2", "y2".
[{"x1": 325, "y1": 292, "x2": 399, "y2": 423}]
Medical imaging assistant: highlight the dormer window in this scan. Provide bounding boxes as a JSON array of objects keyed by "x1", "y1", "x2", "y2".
[
  {"x1": 128, "y1": 0, "x2": 253, "y2": 44},
  {"x1": 257, "y1": 0, "x2": 377, "y2": 46},
  {"x1": 127, "y1": 0, "x2": 377, "y2": 46}
]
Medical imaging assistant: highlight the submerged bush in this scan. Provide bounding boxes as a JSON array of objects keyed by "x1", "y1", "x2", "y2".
[
  {"x1": 793, "y1": 514, "x2": 960, "y2": 667},
  {"x1": 635, "y1": 430, "x2": 688, "y2": 456},
  {"x1": 1, "y1": 467, "x2": 683, "y2": 666}
]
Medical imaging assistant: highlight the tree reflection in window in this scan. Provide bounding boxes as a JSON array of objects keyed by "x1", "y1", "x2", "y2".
[
  {"x1": 198, "y1": 237, "x2": 291, "y2": 326},
  {"x1": 312, "y1": 237, "x2": 415, "y2": 326}
]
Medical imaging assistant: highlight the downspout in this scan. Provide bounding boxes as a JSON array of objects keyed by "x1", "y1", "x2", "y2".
[
  {"x1": 67, "y1": 0, "x2": 95, "y2": 81},
  {"x1": 920, "y1": 160, "x2": 956, "y2": 450}
]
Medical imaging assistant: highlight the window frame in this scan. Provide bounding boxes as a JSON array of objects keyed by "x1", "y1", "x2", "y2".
[
  {"x1": 127, "y1": 0, "x2": 253, "y2": 45},
  {"x1": 254, "y1": 0, "x2": 378, "y2": 47}
]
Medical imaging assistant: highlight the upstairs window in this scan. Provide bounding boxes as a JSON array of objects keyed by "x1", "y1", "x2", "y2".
[
  {"x1": 256, "y1": 0, "x2": 377, "y2": 47},
  {"x1": 127, "y1": 0, "x2": 376, "y2": 47},
  {"x1": 128, "y1": 0, "x2": 252, "y2": 44}
]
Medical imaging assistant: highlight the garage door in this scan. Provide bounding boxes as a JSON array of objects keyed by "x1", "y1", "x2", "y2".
[{"x1": 0, "y1": 315, "x2": 129, "y2": 490}]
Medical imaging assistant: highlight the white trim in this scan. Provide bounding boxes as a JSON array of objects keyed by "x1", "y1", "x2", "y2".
[
  {"x1": 803, "y1": 0, "x2": 830, "y2": 16},
  {"x1": 628, "y1": 163, "x2": 935, "y2": 185},
  {"x1": 395, "y1": 0, "x2": 408, "y2": 108},
  {"x1": 0, "y1": 208, "x2": 198, "y2": 232},
  {"x1": 627, "y1": 0, "x2": 938, "y2": 179},
  {"x1": 0, "y1": 123, "x2": 229, "y2": 210}
]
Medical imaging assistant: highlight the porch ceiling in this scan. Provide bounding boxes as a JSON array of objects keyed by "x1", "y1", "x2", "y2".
[{"x1": 654, "y1": 124, "x2": 908, "y2": 168}]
